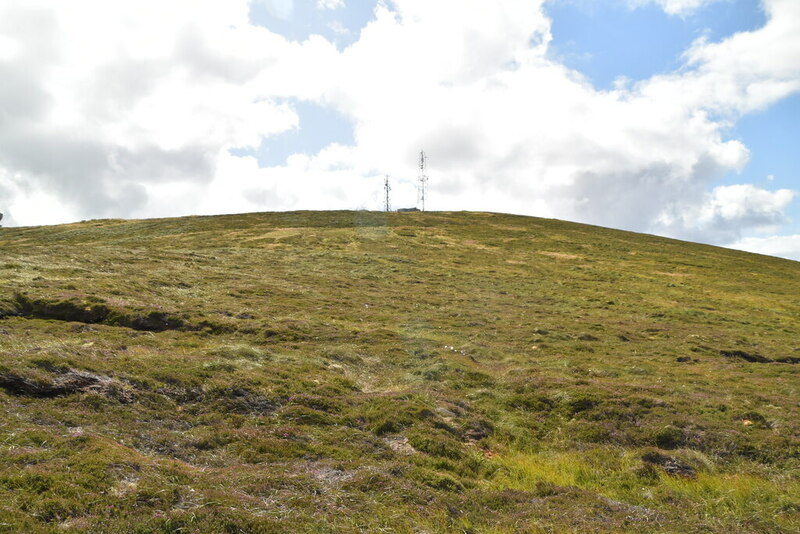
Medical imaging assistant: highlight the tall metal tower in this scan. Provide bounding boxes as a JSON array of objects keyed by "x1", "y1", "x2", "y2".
[
  {"x1": 384, "y1": 175, "x2": 391, "y2": 212},
  {"x1": 417, "y1": 150, "x2": 428, "y2": 212}
]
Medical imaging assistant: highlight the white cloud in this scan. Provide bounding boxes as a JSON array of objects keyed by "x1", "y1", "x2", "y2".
[
  {"x1": 0, "y1": 0, "x2": 337, "y2": 224},
  {"x1": 655, "y1": 184, "x2": 795, "y2": 243},
  {"x1": 316, "y1": 0, "x2": 796, "y2": 239},
  {"x1": 0, "y1": 34, "x2": 20, "y2": 61},
  {"x1": 728, "y1": 234, "x2": 800, "y2": 261},
  {"x1": 317, "y1": 0, "x2": 344, "y2": 10},
  {"x1": 0, "y1": 0, "x2": 798, "y2": 259}
]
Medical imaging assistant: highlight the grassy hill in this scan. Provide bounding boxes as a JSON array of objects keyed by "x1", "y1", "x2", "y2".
[{"x1": 0, "y1": 210, "x2": 798, "y2": 533}]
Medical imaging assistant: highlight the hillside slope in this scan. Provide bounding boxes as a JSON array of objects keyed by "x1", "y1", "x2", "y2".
[{"x1": 0, "y1": 211, "x2": 798, "y2": 533}]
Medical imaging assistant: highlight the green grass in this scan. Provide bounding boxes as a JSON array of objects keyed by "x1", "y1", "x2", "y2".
[{"x1": 0, "y1": 210, "x2": 798, "y2": 532}]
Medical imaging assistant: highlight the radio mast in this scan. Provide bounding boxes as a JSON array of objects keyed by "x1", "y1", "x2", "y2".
[
  {"x1": 384, "y1": 175, "x2": 391, "y2": 212},
  {"x1": 417, "y1": 150, "x2": 428, "y2": 211}
]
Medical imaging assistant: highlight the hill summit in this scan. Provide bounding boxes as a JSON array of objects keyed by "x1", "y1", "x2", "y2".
[{"x1": 0, "y1": 211, "x2": 798, "y2": 533}]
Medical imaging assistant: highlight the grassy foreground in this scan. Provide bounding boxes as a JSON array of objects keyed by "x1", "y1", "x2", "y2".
[{"x1": 0, "y1": 210, "x2": 798, "y2": 533}]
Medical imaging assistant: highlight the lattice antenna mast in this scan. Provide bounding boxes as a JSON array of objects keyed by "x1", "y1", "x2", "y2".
[
  {"x1": 418, "y1": 150, "x2": 428, "y2": 212},
  {"x1": 384, "y1": 175, "x2": 391, "y2": 212}
]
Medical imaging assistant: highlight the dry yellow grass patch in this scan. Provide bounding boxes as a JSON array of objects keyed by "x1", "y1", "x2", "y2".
[{"x1": 538, "y1": 251, "x2": 582, "y2": 260}]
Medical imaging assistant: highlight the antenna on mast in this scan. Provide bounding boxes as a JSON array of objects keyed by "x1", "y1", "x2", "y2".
[
  {"x1": 384, "y1": 175, "x2": 391, "y2": 212},
  {"x1": 417, "y1": 150, "x2": 428, "y2": 211}
]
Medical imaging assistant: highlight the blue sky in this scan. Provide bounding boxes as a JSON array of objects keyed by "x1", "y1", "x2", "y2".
[
  {"x1": 542, "y1": 0, "x2": 799, "y2": 235},
  {"x1": 235, "y1": 1, "x2": 367, "y2": 165},
  {"x1": 230, "y1": 100, "x2": 355, "y2": 167},
  {"x1": 722, "y1": 93, "x2": 800, "y2": 233},
  {"x1": 249, "y1": 0, "x2": 376, "y2": 49},
  {"x1": 546, "y1": 0, "x2": 767, "y2": 89},
  {"x1": 1, "y1": 0, "x2": 798, "y2": 259}
]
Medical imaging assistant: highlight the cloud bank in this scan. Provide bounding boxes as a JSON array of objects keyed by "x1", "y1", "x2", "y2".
[
  {"x1": 0, "y1": 0, "x2": 798, "y2": 258},
  {"x1": 731, "y1": 233, "x2": 800, "y2": 260}
]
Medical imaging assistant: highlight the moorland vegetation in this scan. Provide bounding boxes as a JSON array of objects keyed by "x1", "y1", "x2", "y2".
[{"x1": 0, "y1": 211, "x2": 798, "y2": 532}]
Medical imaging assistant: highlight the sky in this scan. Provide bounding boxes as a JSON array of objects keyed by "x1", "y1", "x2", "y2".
[{"x1": 0, "y1": 0, "x2": 799, "y2": 260}]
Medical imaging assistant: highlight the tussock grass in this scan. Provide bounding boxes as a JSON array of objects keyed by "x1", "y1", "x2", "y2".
[{"x1": 0, "y1": 210, "x2": 798, "y2": 532}]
